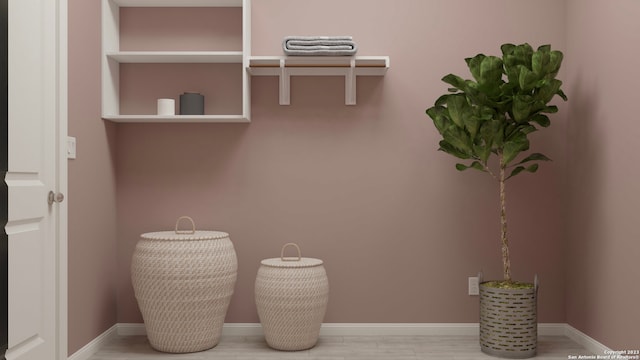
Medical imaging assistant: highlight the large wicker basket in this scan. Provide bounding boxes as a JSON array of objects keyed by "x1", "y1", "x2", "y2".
[
  {"x1": 255, "y1": 243, "x2": 329, "y2": 351},
  {"x1": 131, "y1": 216, "x2": 237, "y2": 353}
]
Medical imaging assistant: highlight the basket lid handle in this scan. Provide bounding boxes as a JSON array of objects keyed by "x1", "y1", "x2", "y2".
[
  {"x1": 280, "y1": 243, "x2": 301, "y2": 262},
  {"x1": 175, "y1": 216, "x2": 196, "y2": 234}
]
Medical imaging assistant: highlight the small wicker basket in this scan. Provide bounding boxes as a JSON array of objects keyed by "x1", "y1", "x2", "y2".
[
  {"x1": 131, "y1": 216, "x2": 237, "y2": 353},
  {"x1": 255, "y1": 243, "x2": 329, "y2": 351}
]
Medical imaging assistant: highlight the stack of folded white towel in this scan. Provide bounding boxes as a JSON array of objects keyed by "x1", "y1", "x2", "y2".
[{"x1": 283, "y1": 36, "x2": 358, "y2": 56}]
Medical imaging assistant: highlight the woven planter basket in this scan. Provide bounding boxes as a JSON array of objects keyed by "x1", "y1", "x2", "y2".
[
  {"x1": 479, "y1": 275, "x2": 538, "y2": 359},
  {"x1": 131, "y1": 216, "x2": 237, "y2": 353},
  {"x1": 255, "y1": 243, "x2": 329, "y2": 351}
]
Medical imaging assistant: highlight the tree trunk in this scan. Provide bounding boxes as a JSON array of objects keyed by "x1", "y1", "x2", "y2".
[{"x1": 499, "y1": 153, "x2": 512, "y2": 282}]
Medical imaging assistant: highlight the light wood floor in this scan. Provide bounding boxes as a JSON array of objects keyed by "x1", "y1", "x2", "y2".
[{"x1": 87, "y1": 335, "x2": 593, "y2": 359}]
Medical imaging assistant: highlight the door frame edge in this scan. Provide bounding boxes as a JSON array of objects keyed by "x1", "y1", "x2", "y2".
[{"x1": 55, "y1": 0, "x2": 68, "y2": 359}]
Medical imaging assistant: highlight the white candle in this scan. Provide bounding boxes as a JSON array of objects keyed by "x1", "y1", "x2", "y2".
[{"x1": 157, "y1": 98, "x2": 175, "y2": 116}]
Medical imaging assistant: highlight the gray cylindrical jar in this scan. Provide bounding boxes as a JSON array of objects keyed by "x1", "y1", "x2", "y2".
[{"x1": 179, "y1": 92, "x2": 205, "y2": 115}]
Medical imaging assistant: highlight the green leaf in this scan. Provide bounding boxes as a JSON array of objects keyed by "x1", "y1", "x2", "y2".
[
  {"x1": 442, "y1": 74, "x2": 467, "y2": 91},
  {"x1": 446, "y1": 94, "x2": 468, "y2": 128},
  {"x1": 438, "y1": 140, "x2": 471, "y2": 160},
  {"x1": 504, "y1": 123, "x2": 518, "y2": 139},
  {"x1": 478, "y1": 56, "x2": 503, "y2": 84},
  {"x1": 464, "y1": 115, "x2": 482, "y2": 140},
  {"x1": 537, "y1": 44, "x2": 551, "y2": 53},
  {"x1": 514, "y1": 43, "x2": 534, "y2": 67},
  {"x1": 531, "y1": 114, "x2": 550, "y2": 127},
  {"x1": 466, "y1": 54, "x2": 486, "y2": 82},
  {"x1": 526, "y1": 163, "x2": 539, "y2": 173},
  {"x1": 516, "y1": 153, "x2": 551, "y2": 165},
  {"x1": 547, "y1": 50, "x2": 564, "y2": 78},
  {"x1": 426, "y1": 106, "x2": 450, "y2": 134},
  {"x1": 479, "y1": 56, "x2": 504, "y2": 91},
  {"x1": 502, "y1": 132, "x2": 530, "y2": 165},
  {"x1": 480, "y1": 118, "x2": 504, "y2": 149},
  {"x1": 512, "y1": 94, "x2": 534, "y2": 122},
  {"x1": 501, "y1": 43, "x2": 516, "y2": 57},
  {"x1": 443, "y1": 125, "x2": 473, "y2": 153},
  {"x1": 557, "y1": 88, "x2": 568, "y2": 101},
  {"x1": 456, "y1": 161, "x2": 486, "y2": 172},
  {"x1": 504, "y1": 43, "x2": 533, "y2": 69},
  {"x1": 473, "y1": 142, "x2": 492, "y2": 163},
  {"x1": 506, "y1": 166, "x2": 525, "y2": 180},
  {"x1": 541, "y1": 105, "x2": 559, "y2": 114},
  {"x1": 435, "y1": 94, "x2": 449, "y2": 107},
  {"x1": 503, "y1": 44, "x2": 534, "y2": 86},
  {"x1": 506, "y1": 163, "x2": 539, "y2": 180},
  {"x1": 520, "y1": 124, "x2": 537, "y2": 135},
  {"x1": 535, "y1": 79, "x2": 563, "y2": 103},
  {"x1": 518, "y1": 66, "x2": 539, "y2": 92},
  {"x1": 532, "y1": 49, "x2": 550, "y2": 75}
]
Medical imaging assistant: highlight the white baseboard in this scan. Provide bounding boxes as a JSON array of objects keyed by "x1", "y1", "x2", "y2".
[
  {"x1": 72, "y1": 322, "x2": 609, "y2": 359},
  {"x1": 114, "y1": 322, "x2": 147, "y2": 336},
  {"x1": 114, "y1": 322, "x2": 569, "y2": 337},
  {"x1": 323, "y1": 323, "x2": 480, "y2": 336},
  {"x1": 539, "y1": 323, "x2": 568, "y2": 336},
  {"x1": 67, "y1": 324, "x2": 118, "y2": 360},
  {"x1": 564, "y1": 325, "x2": 612, "y2": 355}
]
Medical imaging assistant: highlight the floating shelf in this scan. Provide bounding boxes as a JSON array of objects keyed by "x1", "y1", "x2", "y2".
[
  {"x1": 102, "y1": 115, "x2": 250, "y2": 123},
  {"x1": 247, "y1": 56, "x2": 389, "y2": 105},
  {"x1": 106, "y1": 51, "x2": 244, "y2": 64}
]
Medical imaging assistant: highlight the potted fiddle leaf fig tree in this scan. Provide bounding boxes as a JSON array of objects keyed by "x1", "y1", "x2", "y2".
[{"x1": 425, "y1": 43, "x2": 566, "y2": 359}]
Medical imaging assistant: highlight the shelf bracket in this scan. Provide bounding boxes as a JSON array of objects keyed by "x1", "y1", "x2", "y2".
[
  {"x1": 345, "y1": 59, "x2": 356, "y2": 105},
  {"x1": 279, "y1": 59, "x2": 291, "y2": 105}
]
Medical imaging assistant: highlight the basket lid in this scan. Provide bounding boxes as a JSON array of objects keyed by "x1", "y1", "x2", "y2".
[
  {"x1": 141, "y1": 230, "x2": 229, "y2": 241},
  {"x1": 260, "y1": 243, "x2": 324, "y2": 268},
  {"x1": 261, "y1": 257, "x2": 323, "y2": 268},
  {"x1": 139, "y1": 216, "x2": 229, "y2": 241}
]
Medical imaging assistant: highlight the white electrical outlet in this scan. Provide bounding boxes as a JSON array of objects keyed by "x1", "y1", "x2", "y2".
[
  {"x1": 468, "y1": 276, "x2": 479, "y2": 296},
  {"x1": 67, "y1": 136, "x2": 76, "y2": 159}
]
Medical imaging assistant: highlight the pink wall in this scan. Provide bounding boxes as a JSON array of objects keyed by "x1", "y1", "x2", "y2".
[
  {"x1": 115, "y1": 0, "x2": 568, "y2": 325},
  {"x1": 565, "y1": 0, "x2": 640, "y2": 349},
  {"x1": 66, "y1": 0, "x2": 640, "y2": 352},
  {"x1": 67, "y1": 0, "x2": 118, "y2": 355}
]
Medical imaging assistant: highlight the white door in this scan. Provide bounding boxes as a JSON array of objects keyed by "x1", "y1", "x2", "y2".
[{"x1": 5, "y1": 0, "x2": 66, "y2": 359}]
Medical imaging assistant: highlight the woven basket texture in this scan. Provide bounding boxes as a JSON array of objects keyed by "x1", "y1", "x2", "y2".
[
  {"x1": 131, "y1": 235, "x2": 237, "y2": 353},
  {"x1": 480, "y1": 284, "x2": 537, "y2": 359},
  {"x1": 255, "y1": 264, "x2": 329, "y2": 351}
]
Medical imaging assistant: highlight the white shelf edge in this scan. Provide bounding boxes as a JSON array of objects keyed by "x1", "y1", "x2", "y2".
[
  {"x1": 102, "y1": 115, "x2": 250, "y2": 123},
  {"x1": 110, "y1": 0, "x2": 243, "y2": 7},
  {"x1": 248, "y1": 66, "x2": 387, "y2": 77},
  {"x1": 107, "y1": 51, "x2": 244, "y2": 64},
  {"x1": 249, "y1": 55, "x2": 389, "y2": 68}
]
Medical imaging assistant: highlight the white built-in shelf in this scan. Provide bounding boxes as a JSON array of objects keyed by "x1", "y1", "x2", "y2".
[
  {"x1": 102, "y1": 115, "x2": 250, "y2": 123},
  {"x1": 102, "y1": 0, "x2": 251, "y2": 123},
  {"x1": 106, "y1": 51, "x2": 244, "y2": 64},
  {"x1": 248, "y1": 56, "x2": 389, "y2": 105}
]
